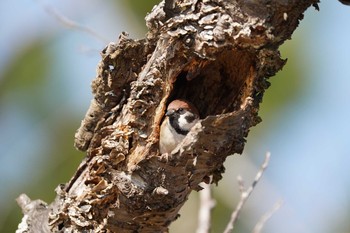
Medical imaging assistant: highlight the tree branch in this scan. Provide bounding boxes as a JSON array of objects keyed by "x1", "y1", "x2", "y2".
[
  {"x1": 196, "y1": 184, "x2": 215, "y2": 233},
  {"x1": 252, "y1": 199, "x2": 283, "y2": 233},
  {"x1": 223, "y1": 152, "x2": 271, "y2": 233},
  {"x1": 17, "y1": 0, "x2": 319, "y2": 232},
  {"x1": 36, "y1": 0, "x2": 109, "y2": 44}
]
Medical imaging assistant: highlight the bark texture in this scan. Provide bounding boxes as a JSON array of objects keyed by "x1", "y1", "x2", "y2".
[{"x1": 17, "y1": 0, "x2": 318, "y2": 232}]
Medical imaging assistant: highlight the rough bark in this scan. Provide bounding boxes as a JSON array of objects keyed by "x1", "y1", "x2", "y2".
[{"x1": 17, "y1": 0, "x2": 318, "y2": 232}]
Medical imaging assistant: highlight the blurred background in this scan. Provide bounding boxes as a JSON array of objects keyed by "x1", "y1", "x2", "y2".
[{"x1": 1, "y1": 1, "x2": 349, "y2": 232}]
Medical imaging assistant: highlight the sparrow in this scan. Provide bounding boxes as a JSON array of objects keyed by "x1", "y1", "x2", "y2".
[{"x1": 159, "y1": 99, "x2": 200, "y2": 154}]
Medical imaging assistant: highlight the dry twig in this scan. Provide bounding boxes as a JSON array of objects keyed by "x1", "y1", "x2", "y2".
[
  {"x1": 223, "y1": 152, "x2": 271, "y2": 233},
  {"x1": 252, "y1": 199, "x2": 283, "y2": 233},
  {"x1": 196, "y1": 183, "x2": 216, "y2": 233},
  {"x1": 36, "y1": 0, "x2": 109, "y2": 43}
]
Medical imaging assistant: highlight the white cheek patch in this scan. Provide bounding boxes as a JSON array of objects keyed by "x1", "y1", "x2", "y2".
[{"x1": 178, "y1": 112, "x2": 198, "y2": 131}]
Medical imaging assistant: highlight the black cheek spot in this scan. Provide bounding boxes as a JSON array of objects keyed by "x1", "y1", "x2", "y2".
[
  {"x1": 185, "y1": 114, "x2": 196, "y2": 123},
  {"x1": 169, "y1": 114, "x2": 189, "y2": 136}
]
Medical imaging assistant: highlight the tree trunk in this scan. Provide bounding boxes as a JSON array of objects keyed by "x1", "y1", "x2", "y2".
[{"x1": 16, "y1": 0, "x2": 318, "y2": 232}]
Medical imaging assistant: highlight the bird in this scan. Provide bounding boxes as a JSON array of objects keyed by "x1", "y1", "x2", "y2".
[{"x1": 159, "y1": 99, "x2": 200, "y2": 154}]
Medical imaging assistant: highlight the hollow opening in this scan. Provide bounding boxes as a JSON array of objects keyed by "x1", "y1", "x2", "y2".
[{"x1": 169, "y1": 49, "x2": 255, "y2": 118}]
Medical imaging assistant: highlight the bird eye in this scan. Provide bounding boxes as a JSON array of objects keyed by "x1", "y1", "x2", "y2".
[{"x1": 178, "y1": 108, "x2": 184, "y2": 113}]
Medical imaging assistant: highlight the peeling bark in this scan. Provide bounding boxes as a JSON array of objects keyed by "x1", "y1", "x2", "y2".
[{"x1": 17, "y1": 0, "x2": 318, "y2": 232}]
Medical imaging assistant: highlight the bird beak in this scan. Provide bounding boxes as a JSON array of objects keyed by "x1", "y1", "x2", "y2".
[{"x1": 165, "y1": 109, "x2": 175, "y2": 116}]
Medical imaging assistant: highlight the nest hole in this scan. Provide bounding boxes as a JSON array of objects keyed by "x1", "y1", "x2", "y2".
[{"x1": 170, "y1": 49, "x2": 255, "y2": 118}]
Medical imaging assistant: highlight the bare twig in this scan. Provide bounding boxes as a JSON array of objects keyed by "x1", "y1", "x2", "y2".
[
  {"x1": 35, "y1": 0, "x2": 109, "y2": 44},
  {"x1": 252, "y1": 199, "x2": 283, "y2": 233},
  {"x1": 223, "y1": 152, "x2": 271, "y2": 233},
  {"x1": 196, "y1": 183, "x2": 216, "y2": 233},
  {"x1": 237, "y1": 175, "x2": 245, "y2": 193}
]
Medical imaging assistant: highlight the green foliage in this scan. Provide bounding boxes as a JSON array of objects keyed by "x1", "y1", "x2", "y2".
[
  {"x1": 118, "y1": 0, "x2": 160, "y2": 22},
  {"x1": 0, "y1": 39, "x2": 53, "y2": 123},
  {"x1": 259, "y1": 39, "x2": 306, "y2": 125},
  {"x1": 0, "y1": 39, "x2": 51, "y2": 95},
  {"x1": 0, "y1": 38, "x2": 82, "y2": 233}
]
